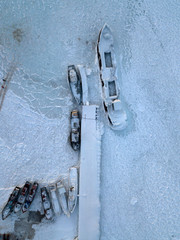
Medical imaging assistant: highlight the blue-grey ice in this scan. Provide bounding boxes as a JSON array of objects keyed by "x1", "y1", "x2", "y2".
[{"x1": 0, "y1": 0, "x2": 180, "y2": 239}]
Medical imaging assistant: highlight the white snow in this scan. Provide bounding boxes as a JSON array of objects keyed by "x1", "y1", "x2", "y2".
[{"x1": 0, "y1": 0, "x2": 180, "y2": 240}]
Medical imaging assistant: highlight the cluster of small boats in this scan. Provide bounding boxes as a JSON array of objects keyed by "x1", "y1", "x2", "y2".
[
  {"x1": 42, "y1": 166, "x2": 78, "y2": 220},
  {"x1": 1, "y1": 167, "x2": 78, "y2": 221},
  {"x1": 2, "y1": 181, "x2": 38, "y2": 220},
  {"x1": 1, "y1": 25, "x2": 126, "y2": 231}
]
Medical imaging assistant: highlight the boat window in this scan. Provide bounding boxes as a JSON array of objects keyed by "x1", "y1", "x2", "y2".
[
  {"x1": 104, "y1": 52, "x2": 113, "y2": 68},
  {"x1": 108, "y1": 81, "x2": 117, "y2": 97}
]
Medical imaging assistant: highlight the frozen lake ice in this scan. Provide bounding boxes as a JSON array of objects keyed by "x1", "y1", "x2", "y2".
[{"x1": 0, "y1": 0, "x2": 180, "y2": 239}]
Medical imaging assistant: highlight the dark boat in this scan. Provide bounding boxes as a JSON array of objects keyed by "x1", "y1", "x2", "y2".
[
  {"x1": 2, "y1": 186, "x2": 20, "y2": 220},
  {"x1": 22, "y1": 182, "x2": 38, "y2": 213},
  {"x1": 70, "y1": 110, "x2": 80, "y2": 151},
  {"x1": 68, "y1": 65, "x2": 82, "y2": 105},
  {"x1": 14, "y1": 181, "x2": 31, "y2": 213}
]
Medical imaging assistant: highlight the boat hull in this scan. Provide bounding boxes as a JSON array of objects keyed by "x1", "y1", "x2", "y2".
[
  {"x1": 22, "y1": 182, "x2": 38, "y2": 213},
  {"x1": 68, "y1": 65, "x2": 82, "y2": 105},
  {"x1": 56, "y1": 181, "x2": 69, "y2": 216},
  {"x1": 68, "y1": 167, "x2": 78, "y2": 214},
  {"x1": 97, "y1": 24, "x2": 127, "y2": 130},
  {"x1": 2, "y1": 187, "x2": 20, "y2": 220},
  {"x1": 49, "y1": 184, "x2": 62, "y2": 215},
  {"x1": 41, "y1": 187, "x2": 53, "y2": 220},
  {"x1": 70, "y1": 110, "x2": 81, "y2": 151},
  {"x1": 14, "y1": 181, "x2": 31, "y2": 213}
]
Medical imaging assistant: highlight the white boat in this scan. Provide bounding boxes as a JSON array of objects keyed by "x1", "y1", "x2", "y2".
[
  {"x1": 68, "y1": 65, "x2": 82, "y2": 105},
  {"x1": 56, "y1": 180, "x2": 69, "y2": 216},
  {"x1": 68, "y1": 167, "x2": 78, "y2": 214},
  {"x1": 41, "y1": 187, "x2": 53, "y2": 220},
  {"x1": 97, "y1": 24, "x2": 127, "y2": 130},
  {"x1": 77, "y1": 65, "x2": 89, "y2": 105},
  {"x1": 49, "y1": 184, "x2": 62, "y2": 215}
]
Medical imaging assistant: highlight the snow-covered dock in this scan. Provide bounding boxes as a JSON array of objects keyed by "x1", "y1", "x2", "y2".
[{"x1": 78, "y1": 105, "x2": 101, "y2": 240}]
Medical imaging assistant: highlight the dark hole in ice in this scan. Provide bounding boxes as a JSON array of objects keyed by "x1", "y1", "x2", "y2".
[
  {"x1": 13, "y1": 28, "x2": 24, "y2": 43},
  {"x1": 2, "y1": 211, "x2": 45, "y2": 240},
  {"x1": 0, "y1": 233, "x2": 11, "y2": 240},
  {"x1": 14, "y1": 219, "x2": 35, "y2": 240},
  {"x1": 0, "y1": 232, "x2": 19, "y2": 240},
  {"x1": 28, "y1": 211, "x2": 44, "y2": 223}
]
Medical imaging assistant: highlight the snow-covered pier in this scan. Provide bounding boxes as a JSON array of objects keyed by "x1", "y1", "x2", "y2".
[{"x1": 78, "y1": 105, "x2": 101, "y2": 240}]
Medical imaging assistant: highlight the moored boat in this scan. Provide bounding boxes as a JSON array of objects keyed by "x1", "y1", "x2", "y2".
[
  {"x1": 22, "y1": 182, "x2": 38, "y2": 213},
  {"x1": 2, "y1": 186, "x2": 20, "y2": 220},
  {"x1": 70, "y1": 110, "x2": 81, "y2": 151},
  {"x1": 41, "y1": 187, "x2": 53, "y2": 220},
  {"x1": 68, "y1": 65, "x2": 82, "y2": 105},
  {"x1": 14, "y1": 181, "x2": 31, "y2": 213},
  {"x1": 49, "y1": 184, "x2": 61, "y2": 215},
  {"x1": 56, "y1": 180, "x2": 69, "y2": 216},
  {"x1": 68, "y1": 167, "x2": 78, "y2": 214},
  {"x1": 97, "y1": 24, "x2": 127, "y2": 130}
]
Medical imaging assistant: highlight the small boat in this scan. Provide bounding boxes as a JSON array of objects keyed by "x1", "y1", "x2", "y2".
[
  {"x1": 68, "y1": 65, "x2": 82, "y2": 105},
  {"x1": 41, "y1": 187, "x2": 53, "y2": 220},
  {"x1": 49, "y1": 184, "x2": 62, "y2": 215},
  {"x1": 22, "y1": 182, "x2": 38, "y2": 213},
  {"x1": 14, "y1": 181, "x2": 31, "y2": 213},
  {"x1": 2, "y1": 186, "x2": 21, "y2": 220},
  {"x1": 56, "y1": 180, "x2": 69, "y2": 216},
  {"x1": 70, "y1": 110, "x2": 80, "y2": 151},
  {"x1": 97, "y1": 24, "x2": 127, "y2": 130},
  {"x1": 77, "y1": 65, "x2": 89, "y2": 105},
  {"x1": 68, "y1": 167, "x2": 78, "y2": 214}
]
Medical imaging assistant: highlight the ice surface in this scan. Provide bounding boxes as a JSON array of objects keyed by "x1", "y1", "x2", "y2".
[{"x1": 0, "y1": 0, "x2": 180, "y2": 239}]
